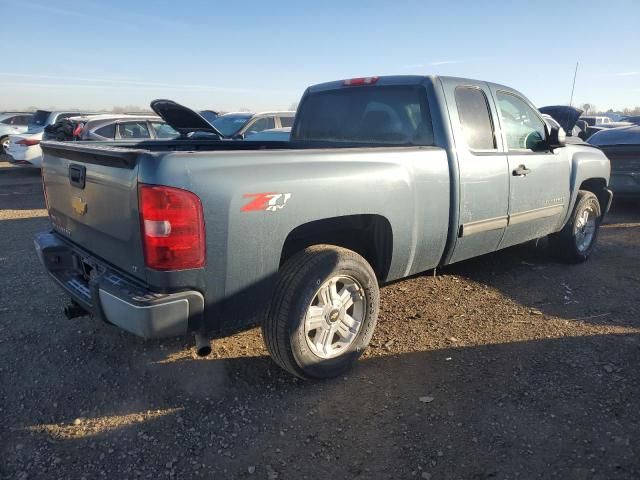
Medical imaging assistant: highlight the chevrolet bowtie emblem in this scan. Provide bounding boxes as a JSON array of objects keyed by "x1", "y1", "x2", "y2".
[{"x1": 72, "y1": 196, "x2": 87, "y2": 215}]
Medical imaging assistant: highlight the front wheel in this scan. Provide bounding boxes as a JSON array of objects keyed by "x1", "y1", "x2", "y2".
[
  {"x1": 549, "y1": 190, "x2": 602, "y2": 263},
  {"x1": 263, "y1": 245, "x2": 380, "y2": 379}
]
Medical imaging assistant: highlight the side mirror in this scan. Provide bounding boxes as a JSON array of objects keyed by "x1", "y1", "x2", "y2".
[{"x1": 548, "y1": 125, "x2": 566, "y2": 149}]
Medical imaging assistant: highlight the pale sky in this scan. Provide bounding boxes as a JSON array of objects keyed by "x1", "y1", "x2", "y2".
[{"x1": 1, "y1": 0, "x2": 639, "y2": 112}]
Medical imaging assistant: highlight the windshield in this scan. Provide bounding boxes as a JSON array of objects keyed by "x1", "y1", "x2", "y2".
[
  {"x1": 212, "y1": 113, "x2": 252, "y2": 137},
  {"x1": 29, "y1": 110, "x2": 51, "y2": 128},
  {"x1": 293, "y1": 86, "x2": 433, "y2": 145},
  {"x1": 199, "y1": 111, "x2": 219, "y2": 124}
]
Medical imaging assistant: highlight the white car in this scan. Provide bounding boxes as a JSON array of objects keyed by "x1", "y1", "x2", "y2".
[
  {"x1": 6, "y1": 131, "x2": 45, "y2": 167},
  {"x1": 7, "y1": 109, "x2": 98, "y2": 168},
  {"x1": 0, "y1": 112, "x2": 33, "y2": 154}
]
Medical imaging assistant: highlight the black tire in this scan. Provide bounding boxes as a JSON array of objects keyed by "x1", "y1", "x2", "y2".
[
  {"x1": 1, "y1": 136, "x2": 9, "y2": 155},
  {"x1": 263, "y1": 245, "x2": 379, "y2": 379},
  {"x1": 549, "y1": 190, "x2": 602, "y2": 263}
]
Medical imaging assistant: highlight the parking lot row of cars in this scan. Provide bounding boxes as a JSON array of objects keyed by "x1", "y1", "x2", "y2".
[
  {"x1": 1, "y1": 107, "x2": 295, "y2": 168},
  {"x1": 533, "y1": 106, "x2": 640, "y2": 197},
  {"x1": 2, "y1": 100, "x2": 639, "y2": 196}
]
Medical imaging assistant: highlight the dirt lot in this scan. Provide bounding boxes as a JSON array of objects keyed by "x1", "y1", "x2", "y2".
[{"x1": 1, "y1": 159, "x2": 639, "y2": 480}]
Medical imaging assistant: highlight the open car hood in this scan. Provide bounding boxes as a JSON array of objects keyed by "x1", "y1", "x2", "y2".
[
  {"x1": 539, "y1": 105, "x2": 583, "y2": 133},
  {"x1": 150, "y1": 99, "x2": 223, "y2": 138}
]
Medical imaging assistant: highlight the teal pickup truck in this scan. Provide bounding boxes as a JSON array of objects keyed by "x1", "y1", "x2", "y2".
[{"x1": 35, "y1": 75, "x2": 611, "y2": 379}]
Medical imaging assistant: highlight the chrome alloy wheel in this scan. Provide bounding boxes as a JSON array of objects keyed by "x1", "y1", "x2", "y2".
[
  {"x1": 304, "y1": 275, "x2": 366, "y2": 359},
  {"x1": 575, "y1": 206, "x2": 597, "y2": 252}
]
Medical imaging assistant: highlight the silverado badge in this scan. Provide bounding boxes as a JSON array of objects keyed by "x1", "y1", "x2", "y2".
[{"x1": 72, "y1": 196, "x2": 88, "y2": 216}]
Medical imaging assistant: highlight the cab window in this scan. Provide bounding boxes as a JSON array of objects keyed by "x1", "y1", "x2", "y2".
[
  {"x1": 454, "y1": 87, "x2": 496, "y2": 150},
  {"x1": 496, "y1": 92, "x2": 547, "y2": 152}
]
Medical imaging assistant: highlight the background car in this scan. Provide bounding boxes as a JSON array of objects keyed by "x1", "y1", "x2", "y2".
[
  {"x1": 211, "y1": 111, "x2": 295, "y2": 139},
  {"x1": 581, "y1": 115, "x2": 611, "y2": 126},
  {"x1": 7, "y1": 110, "x2": 100, "y2": 168},
  {"x1": 42, "y1": 114, "x2": 179, "y2": 141},
  {"x1": 588, "y1": 124, "x2": 640, "y2": 196},
  {"x1": 6, "y1": 132, "x2": 48, "y2": 167},
  {"x1": 539, "y1": 106, "x2": 633, "y2": 140},
  {"x1": 25, "y1": 110, "x2": 99, "y2": 133},
  {"x1": 619, "y1": 115, "x2": 640, "y2": 125},
  {"x1": 244, "y1": 127, "x2": 291, "y2": 141},
  {"x1": 0, "y1": 112, "x2": 33, "y2": 154}
]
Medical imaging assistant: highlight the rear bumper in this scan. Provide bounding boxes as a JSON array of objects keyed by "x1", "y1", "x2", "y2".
[
  {"x1": 7, "y1": 145, "x2": 42, "y2": 167},
  {"x1": 34, "y1": 231, "x2": 204, "y2": 339}
]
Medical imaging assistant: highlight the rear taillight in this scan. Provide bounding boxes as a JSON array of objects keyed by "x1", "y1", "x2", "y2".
[
  {"x1": 138, "y1": 184, "x2": 205, "y2": 271},
  {"x1": 17, "y1": 138, "x2": 40, "y2": 146},
  {"x1": 343, "y1": 76, "x2": 379, "y2": 86}
]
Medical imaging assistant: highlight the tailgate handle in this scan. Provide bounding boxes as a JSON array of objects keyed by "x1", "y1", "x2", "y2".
[{"x1": 69, "y1": 164, "x2": 86, "y2": 189}]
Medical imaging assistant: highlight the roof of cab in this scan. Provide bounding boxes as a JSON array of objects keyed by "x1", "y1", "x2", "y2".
[{"x1": 306, "y1": 74, "x2": 517, "y2": 96}]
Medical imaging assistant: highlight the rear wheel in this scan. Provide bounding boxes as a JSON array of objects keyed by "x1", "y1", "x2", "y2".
[
  {"x1": 263, "y1": 245, "x2": 379, "y2": 379},
  {"x1": 549, "y1": 190, "x2": 602, "y2": 263},
  {"x1": 1, "y1": 136, "x2": 9, "y2": 155}
]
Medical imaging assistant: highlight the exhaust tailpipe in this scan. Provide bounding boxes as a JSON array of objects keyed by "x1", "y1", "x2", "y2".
[
  {"x1": 194, "y1": 332, "x2": 212, "y2": 357},
  {"x1": 64, "y1": 301, "x2": 88, "y2": 319}
]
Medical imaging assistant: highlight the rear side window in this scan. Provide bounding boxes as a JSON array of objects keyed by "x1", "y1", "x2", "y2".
[
  {"x1": 279, "y1": 116, "x2": 295, "y2": 128},
  {"x1": 14, "y1": 115, "x2": 32, "y2": 125},
  {"x1": 246, "y1": 117, "x2": 275, "y2": 134},
  {"x1": 293, "y1": 86, "x2": 433, "y2": 145},
  {"x1": 29, "y1": 110, "x2": 51, "y2": 127},
  {"x1": 118, "y1": 121, "x2": 151, "y2": 139},
  {"x1": 454, "y1": 87, "x2": 496, "y2": 150},
  {"x1": 94, "y1": 123, "x2": 116, "y2": 139}
]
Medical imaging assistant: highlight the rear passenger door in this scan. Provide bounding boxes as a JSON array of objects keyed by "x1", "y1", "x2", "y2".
[
  {"x1": 442, "y1": 79, "x2": 510, "y2": 263},
  {"x1": 491, "y1": 90, "x2": 570, "y2": 248}
]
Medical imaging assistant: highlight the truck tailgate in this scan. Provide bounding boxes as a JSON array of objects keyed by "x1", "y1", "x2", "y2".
[{"x1": 41, "y1": 143, "x2": 147, "y2": 281}]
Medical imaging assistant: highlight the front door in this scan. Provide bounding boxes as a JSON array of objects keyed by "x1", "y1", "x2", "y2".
[
  {"x1": 441, "y1": 79, "x2": 510, "y2": 263},
  {"x1": 491, "y1": 90, "x2": 571, "y2": 248}
]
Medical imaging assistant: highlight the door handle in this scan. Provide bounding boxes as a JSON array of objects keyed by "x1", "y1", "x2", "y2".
[{"x1": 513, "y1": 164, "x2": 531, "y2": 176}]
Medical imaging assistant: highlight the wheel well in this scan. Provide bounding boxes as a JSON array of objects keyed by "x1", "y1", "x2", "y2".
[
  {"x1": 579, "y1": 178, "x2": 610, "y2": 211},
  {"x1": 280, "y1": 215, "x2": 393, "y2": 281}
]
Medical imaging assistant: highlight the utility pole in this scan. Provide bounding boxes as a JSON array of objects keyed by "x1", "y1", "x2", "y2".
[{"x1": 569, "y1": 62, "x2": 579, "y2": 106}]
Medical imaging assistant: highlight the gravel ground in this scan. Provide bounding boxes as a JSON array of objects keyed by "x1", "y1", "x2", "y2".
[{"x1": 1, "y1": 159, "x2": 639, "y2": 479}]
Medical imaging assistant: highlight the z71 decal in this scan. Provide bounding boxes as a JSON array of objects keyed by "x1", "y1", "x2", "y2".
[{"x1": 241, "y1": 192, "x2": 292, "y2": 212}]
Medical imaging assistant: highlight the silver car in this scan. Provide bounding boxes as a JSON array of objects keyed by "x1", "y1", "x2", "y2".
[
  {"x1": 0, "y1": 112, "x2": 33, "y2": 154},
  {"x1": 211, "y1": 111, "x2": 295, "y2": 139},
  {"x1": 62, "y1": 114, "x2": 178, "y2": 141}
]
